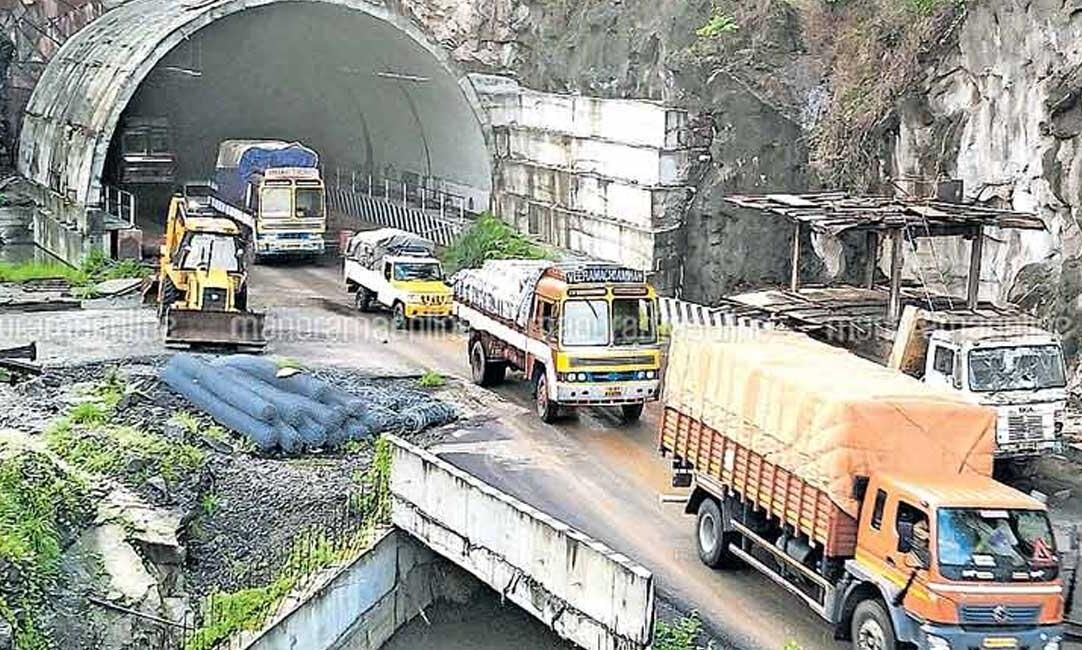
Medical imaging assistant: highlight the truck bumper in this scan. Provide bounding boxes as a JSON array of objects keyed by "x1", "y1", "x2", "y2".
[
  {"x1": 404, "y1": 304, "x2": 453, "y2": 319},
  {"x1": 555, "y1": 380, "x2": 660, "y2": 406},
  {"x1": 256, "y1": 234, "x2": 325, "y2": 255},
  {"x1": 918, "y1": 622, "x2": 1062, "y2": 649}
]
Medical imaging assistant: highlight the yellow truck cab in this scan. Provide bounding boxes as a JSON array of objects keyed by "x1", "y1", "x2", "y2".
[
  {"x1": 343, "y1": 229, "x2": 452, "y2": 329},
  {"x1": 454, "y1": 261, "x2": 662, "y2": 422}
]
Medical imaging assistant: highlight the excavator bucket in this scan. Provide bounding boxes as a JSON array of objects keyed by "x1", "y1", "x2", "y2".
[{"x1": 164, "y1": 309, "x2": 267, "y2": 350}]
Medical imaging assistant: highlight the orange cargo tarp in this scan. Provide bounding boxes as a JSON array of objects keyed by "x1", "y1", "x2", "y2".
[{"x1": 665, "y1": 326, "x2": 996, "y2": 518}]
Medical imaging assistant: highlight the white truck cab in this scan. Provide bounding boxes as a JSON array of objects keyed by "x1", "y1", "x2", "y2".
[{"x1": 923, "y1": 327, "x2": 1067, "y2": 457}]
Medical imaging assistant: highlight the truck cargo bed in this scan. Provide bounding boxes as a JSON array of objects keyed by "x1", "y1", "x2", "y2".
[{"x1": 660, "y1": 406, "x2": 858, "y2": 557}]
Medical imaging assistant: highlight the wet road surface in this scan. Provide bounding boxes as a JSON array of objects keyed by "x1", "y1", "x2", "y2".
[{"x1": 249, "y1": 259, "x2": 843, "y2": 650}]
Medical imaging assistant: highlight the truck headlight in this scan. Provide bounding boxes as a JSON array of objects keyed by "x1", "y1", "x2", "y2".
[
  {"x1": 636, "y1": 371, "x2": 646, "y2": 380},
  {"x1": 646, "y1": 370, "x2": 657, "y2": 380},
  {"x1": 577, "y1": 373, "x2": 588, "y2": 382},
  {"x1": 926, "y1": 635, "x2": 951, "y2": 650}
]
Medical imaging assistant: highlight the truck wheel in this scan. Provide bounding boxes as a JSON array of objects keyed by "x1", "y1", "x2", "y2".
[
  {"x1": 534, "y1": 371, "x2": 559, "y2": 424},
  {"x1": 696, "y1": 498, "x2": 742, "y2": 569},
  {"x1": 851, "y1": 600, "x2": 896, "y2": 650},
  {"x1": 621, "y1": 403, "x2": 644, "y2": 422},
  {"x1": 393, "y1": 303, "x2": 407, "y2": 330},
  {"x1": 470, "y1": 340, "x2": 505, "y2": 387},
  {"x1": 354, "y1": 287, "x2": 373, "y2": 312}
]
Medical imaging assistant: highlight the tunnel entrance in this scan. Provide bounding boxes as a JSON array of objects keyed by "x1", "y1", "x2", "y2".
[{"x1": 20, "y1": 0, "x2": 492, "y2": 237}]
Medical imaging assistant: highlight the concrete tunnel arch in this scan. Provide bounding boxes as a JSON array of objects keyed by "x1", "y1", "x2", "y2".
[{"x1": 17, "y1": 0, "x2": 494, "y2": 216}]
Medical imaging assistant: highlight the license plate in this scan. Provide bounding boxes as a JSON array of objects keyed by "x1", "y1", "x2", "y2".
[
  {"x1": 983, "y1": 638, "x2": 1018, "y2": 649},
  {"x1": 605, "y1": 387, "x2": 622, "y2": 397}
]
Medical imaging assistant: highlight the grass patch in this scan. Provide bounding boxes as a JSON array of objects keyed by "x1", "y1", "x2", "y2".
[
  {"x1": 49, "y1": 375, "x2": 205, "y2": 484},
  {"x1": 654, "y1": 612, "x2": 705, "y2": 650},
  {"x1": 0, "y1": 447, "x2": 93, "y2": 650},
  {"x1": 442, "y1": 213, "x2": 551, "y2": 274},
  {"x1": 696, "y1": 7, "x2": 739, "y2": 39},
  {"x1": 417, "y1": 369, "x2": 446, "y2": 389},
  {"x1": 0, "y1": 249, "x2": 145, "y2": 288},
  {"x1": 200, "y1": 491, "x2": 221, "y2": 517},
  {"x1": 185, "y1": 437, "x2": 395, "y2": 650}
]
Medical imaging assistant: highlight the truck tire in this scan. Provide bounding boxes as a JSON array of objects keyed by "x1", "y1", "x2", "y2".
[
  {"x1": 696, "y1": 498, "x2": 742, "y2": 569},
  {"x1": 534, "y1": 371, "x2": 559, "y2": 424},
  {"x1": 158, "y1": 277, "x2": 181, "y2": 322},
  {"x1": 470, "y1": 340, "x2": 505, "y2": 387},
  {"x1": 851, "y1": 600, "x2": 896, "y2": 650},
  {"x1": 393, "y1": 302, "x2": 407, "y2": 330},
  {"x1": 354, "y1": 287, "x2": 373, "y2": 313},
  {"x1": 621, "y1": 403, "x2": 644, "y2": 423}
]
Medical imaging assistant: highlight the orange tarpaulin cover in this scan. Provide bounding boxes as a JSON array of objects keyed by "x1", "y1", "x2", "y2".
[{"x1": 664, "y1": 326, "x2": 996, "y2": 518}]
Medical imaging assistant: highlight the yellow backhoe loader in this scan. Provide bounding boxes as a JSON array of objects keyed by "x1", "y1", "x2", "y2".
[{"x1": 152, "y1": 190, "x2": 266, "y2": 349}]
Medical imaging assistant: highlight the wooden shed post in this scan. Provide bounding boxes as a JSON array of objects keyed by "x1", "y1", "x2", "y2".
[
  {"x1": 790, "y1": 221, "x2": 802, "y2": 292},
  {"x1": 864, "y1": 231, "x2": 879, "y2": 289},
  {"x1": 967, "y1": 226, "x2": 984, "y2": 310},
  {"x1": 888, "y1": 228, "x2": 904, "y2": 323}
]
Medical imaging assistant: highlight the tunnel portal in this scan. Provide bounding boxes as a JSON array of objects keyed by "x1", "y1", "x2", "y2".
[{"x1": 18, "y1": 0, "x2": 493, "y2": 227}]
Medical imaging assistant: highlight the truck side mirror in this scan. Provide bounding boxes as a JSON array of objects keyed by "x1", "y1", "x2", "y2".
[{"x1": 952, "y1": 363, "x2": 963, "y2": 390}]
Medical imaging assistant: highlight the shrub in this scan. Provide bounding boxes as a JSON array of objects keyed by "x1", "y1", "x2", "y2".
[{"x1": 442, "y1": 213, "x2": 550, "y2": 274}]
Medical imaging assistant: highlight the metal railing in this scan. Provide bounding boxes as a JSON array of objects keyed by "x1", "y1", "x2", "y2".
[
  {"x1": 327, "y1": 167, "x2": 476, "y2": 221},
  {"x1": 100, "y1": 184, "x2": 136, "y2": 227},
  {"x1": 658, "y1": 296, "x2": 772, "y2": 331}
]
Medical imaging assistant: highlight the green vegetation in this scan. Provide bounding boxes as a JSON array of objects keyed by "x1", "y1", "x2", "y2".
[
  {"x1": 0, "y1": 447, "x2": 92, "y2": 650},
  {"x1": 200, "y1": 491, "x2": 221, "y2": 517},
  {"x1": 47, "y1": 373, "x2": 206, "y2": 484},
  {"x1": 442, "y1": 213, "x2": 551, "y2": 274},
  {"x1": 654, "y1": 612, "x2": 704, "y2": 650},
  {"x1": 696, "y1": 7, "x2": 739, "y2": 39},
  {"x1": 0, "y1": 249, "x2": 145, "y2": 288},
  {"x1": 806, "y1": 0, "x2": 967, "y2": 188},
  {"x1": 185, "y1": 437, "x2": 394, "y2": 650},
  {"x1": 417, "y1": 369, "x2": 446, "y2": 389}
]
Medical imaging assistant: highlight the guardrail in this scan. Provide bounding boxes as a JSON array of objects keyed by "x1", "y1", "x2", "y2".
[
  {"x1": 658, "y1": 297, "x2": 771, "y2": 330},
  {"x1": 325, "y1": 168, "x2": 474, "y2": 247},
  {"x1": 100, "y1": 184, "x2": 136, "y2": 227}
]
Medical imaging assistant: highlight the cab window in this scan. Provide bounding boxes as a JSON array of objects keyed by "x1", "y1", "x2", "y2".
[
  {"x1": 933, "y1": 346, "x2": 956, "y2": 375},
  {"x1": 539, "y1": 300, "x2": 558, "y2": 338},
  {"x1": 896, "y1": 501, "x2": 929, "y2": 553},
  {"x1": 870, "y1": 489, "x2": 887, "y2": 530}
]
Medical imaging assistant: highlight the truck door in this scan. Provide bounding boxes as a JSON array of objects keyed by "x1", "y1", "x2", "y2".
[
  {"x1": 925, "y1": 342, "x2": 960, "y2": 391},
  {"x1": 857, "y1": 486, "x2": 930, "y2": 594}
]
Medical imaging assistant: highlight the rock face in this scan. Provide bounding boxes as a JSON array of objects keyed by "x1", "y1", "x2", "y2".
[{"x1": 890, "y1": 1, "x2": 1082, "y2": 353}]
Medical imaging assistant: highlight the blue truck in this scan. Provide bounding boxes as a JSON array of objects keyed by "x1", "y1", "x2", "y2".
[{"x1": 211, "y1": 140, "x2": 327, "y2": 259}]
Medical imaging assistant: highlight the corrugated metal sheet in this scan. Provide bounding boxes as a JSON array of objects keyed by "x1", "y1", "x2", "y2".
[{"x1": 15, "y1": 0, "x2": 464, "y2": 207}]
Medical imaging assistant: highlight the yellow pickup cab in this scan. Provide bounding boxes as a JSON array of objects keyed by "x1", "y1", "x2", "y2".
[{"x1": 343, "y1": 229, "x2": 452, "y2": 329}]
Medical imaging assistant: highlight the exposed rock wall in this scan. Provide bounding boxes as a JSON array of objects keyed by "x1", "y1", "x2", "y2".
[{"x1": 890, "y1": 1, "x2": 1082, "y2": 353}]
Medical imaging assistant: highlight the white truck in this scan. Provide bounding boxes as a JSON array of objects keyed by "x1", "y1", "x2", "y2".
[
  {"x1": 342, "y1": 228, "x2": 453, "y2": 329},
  {"x1": 889, "y1": 308, "x2": 1067, "y2": 458}
]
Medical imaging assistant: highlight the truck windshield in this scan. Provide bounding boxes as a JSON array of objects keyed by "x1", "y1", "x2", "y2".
[
  {"x1": 261, "y1": 187, "x2": 292, "y2": 219},
  {"x1": 968, "y1": 345, "x2": 1066, "y2": 392},
  {"x1": 612, "y1": 298, "x2": 657, "y2": 346},
  {"x1": 179, "y1": 234, "x2": 240, "y2": 272},
  {"x1": 122, "y1": 132, "x2": 148, "y2": 155},
  {"x1": 937, "y1": 508, "x2": 1058, "y2": 582},
  {"x1": 563, "y1": 300, "x2": 610, "y2": 346},
  {"x1": 295, "y1": 188, "x2": 324, "y2": 218},
  {"x1": 393, "y1": 262, "x2": 442, "y2": 281},
  {"x1": 149, "y1": 131, "x2": 172, "y2": 155}
]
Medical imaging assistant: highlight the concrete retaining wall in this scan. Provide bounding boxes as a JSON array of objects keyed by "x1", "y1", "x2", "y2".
[
  {"x1": 243, "y1": 528, "x2": 478, "y2": 650},
  {"x1": 388, "y1": 435, "x2": 655, "y2": 650}
]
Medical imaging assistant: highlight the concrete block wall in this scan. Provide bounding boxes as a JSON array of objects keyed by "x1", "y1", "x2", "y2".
[
  {"x1": 388, "y1": 435, "x2": 655, "y2": 650},
  {"x1": 471, "y1": 73, "x2": 693, "y2": 295}
]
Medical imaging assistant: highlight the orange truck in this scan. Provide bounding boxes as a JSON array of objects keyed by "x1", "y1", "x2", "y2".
[{"x1": 661, "y1": 326, "x2": 1065, "y2": 650}]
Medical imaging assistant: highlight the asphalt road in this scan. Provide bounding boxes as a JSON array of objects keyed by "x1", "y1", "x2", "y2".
[{"x1": 249, "y1": 258, "x2": 843, "y2": 650}]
